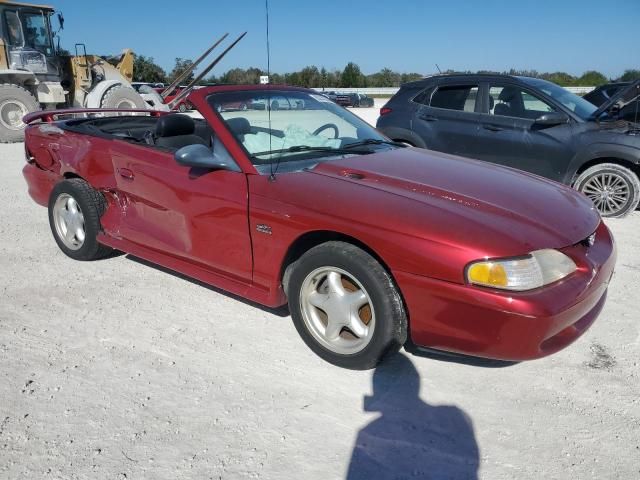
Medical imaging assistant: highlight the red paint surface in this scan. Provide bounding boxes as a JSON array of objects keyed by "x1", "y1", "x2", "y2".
[{"x1": 21, "y1": 85, "x2": 616, "y2": 361}]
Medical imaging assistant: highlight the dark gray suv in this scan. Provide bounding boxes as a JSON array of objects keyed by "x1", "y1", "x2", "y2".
[{"x1": 377, "y1": 74, "x2": 640, "y2": 217}]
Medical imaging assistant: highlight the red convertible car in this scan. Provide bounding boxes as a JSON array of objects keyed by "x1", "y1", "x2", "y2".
[{"x1": 22, "y1": 85, "x2": 616, "y2": 370}]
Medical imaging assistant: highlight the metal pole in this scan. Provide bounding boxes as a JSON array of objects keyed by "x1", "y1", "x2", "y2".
[
  {"x1": 168, "y1": 32, "x2": 247, "y2": 110},
  {"x1": 161, "y1": 33, "x2": 229, "y2": 99}
]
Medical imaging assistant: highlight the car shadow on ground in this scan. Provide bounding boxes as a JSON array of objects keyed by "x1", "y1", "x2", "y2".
[
  {"x1": 346, "y1": 354, "x2": 479, "y2": 480},
  {"x1": 125, "y1": 254, "x2": 290, "y2": 317}
]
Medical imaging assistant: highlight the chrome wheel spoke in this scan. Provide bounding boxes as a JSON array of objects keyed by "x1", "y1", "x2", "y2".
[
  {"x1": 327, "y1": 271, "x2": 346, "y2": 296},
  {"x1": 307, "y1": 290, "x2": 328, "y2": 309},
  {"x1": 76, "y1": 226, "x2": 86, "y2": 243},
  {"x1": 67, "y1": 197, "x2": 79, "y2": 213},
  {"x1": 348, "y1": 312, "x2": 368, "y2": 338},
  {"x1": 324, "y1": 318, "x2": 345, "y2": 341},
  {"x1": 64, "y1": 224, "x2": 76, "y2": 242},
  {"x1": 347, "y1": 289, "x2": 368, "y2": 309},
  {"x1": 60, "y1": 209, "x2": 73, "y2": 226}
]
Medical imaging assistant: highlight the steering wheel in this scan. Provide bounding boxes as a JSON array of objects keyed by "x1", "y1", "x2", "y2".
[{"x1": 312, "y1": 123, "x2": 339, "y2": 139}]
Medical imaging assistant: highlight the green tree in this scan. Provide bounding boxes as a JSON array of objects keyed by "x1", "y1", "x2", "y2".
[
  {"x1": 269, "y1": 72, "x2": 285, "y2": 84},
  {"x1": 169, "y1": 58, "x2": 195, "y2": 84},
  {"x1": 133, "y1": 55, "x2": 167, "y2": 83},
  {"x1": 298, "y1": 66, "x2": 321, "y2": 87},
  {"x1": 618, "y1": 69, "x2": 640, "y2": 82},
  {"x1": 341, "y1": 62, "x2": 365, "y2": 88},
  {"x1": 540, "y1": 71, "x2": 576, "y2": 86},
  {"x1": 219, "y1": 67, "x2": 264, "y2": 84},
  {"x1": 400, "y1": 72, "x2": 423, "y2": 84},
  {"x1": 577, "y1": 70, "x2": 608, "y2": 86},
  {"x1": 367, "y1": 68, "x2": 401, "y2": 87},
  {"x1": 285, "y1": 71, "x2": 302, "y2": 86}
]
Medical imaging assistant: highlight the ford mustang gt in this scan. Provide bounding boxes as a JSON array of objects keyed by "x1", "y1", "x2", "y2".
[{"x1": 22, "y1": 85, "x2": 616, "y2": 369}]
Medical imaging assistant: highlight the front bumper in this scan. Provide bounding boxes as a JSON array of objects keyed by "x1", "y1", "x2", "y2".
[{"x1": 396, "y1": 222, "x2": 616, "y2": 362}]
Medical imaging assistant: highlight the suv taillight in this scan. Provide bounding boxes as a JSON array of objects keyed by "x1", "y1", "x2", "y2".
[{"x1": 380, "y1": 107, "x2": 392, "y2": 116}]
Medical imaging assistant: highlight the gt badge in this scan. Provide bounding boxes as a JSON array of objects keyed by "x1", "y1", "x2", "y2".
[{"x1": 256, "y1": 224, "x2": 272, "y2": 235}]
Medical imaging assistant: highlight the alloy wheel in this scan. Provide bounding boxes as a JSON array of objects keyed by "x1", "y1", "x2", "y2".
[
  {"x1": 52, "y1": 194, "x2": 86, "y2": 250},
  {"x1": 581, "y1": 172, "x2": 631, "y2": 216},
  {"x1": 299, "y1": 267, "x2": 375, "y2": 355}
]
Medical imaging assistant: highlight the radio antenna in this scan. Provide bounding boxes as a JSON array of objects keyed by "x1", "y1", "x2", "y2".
[
  {"x1": 266, "y1": 0, "x2": 276, "y2": 181},
  {"x1": 161, "y1": 33, "x2": 229, "y2": 99},
  {"x1": 168, "y1": 32, "x2": 246, "y2": 110}
]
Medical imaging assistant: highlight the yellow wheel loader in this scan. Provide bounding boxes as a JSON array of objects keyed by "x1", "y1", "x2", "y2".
[{"x1": 0, "y1": 0, "x2": 151, "y2": 142}]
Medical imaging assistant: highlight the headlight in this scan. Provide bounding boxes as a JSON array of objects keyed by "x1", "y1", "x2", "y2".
[{"x1": 466, "y1": 249, "x2": 577, "y2": 291}]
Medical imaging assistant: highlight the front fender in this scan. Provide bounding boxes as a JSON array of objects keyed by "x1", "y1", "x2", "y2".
[
  {"x1": 377, "y1": 126, "x2": 428, "y2": 148},
  {"x1": 565, "y1": 142, "x2": 640, "y2": 183}
]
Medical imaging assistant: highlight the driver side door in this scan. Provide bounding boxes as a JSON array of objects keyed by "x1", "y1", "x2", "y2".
[
  {"x1": 109, "y1": 139, "x2": 253, "y2": 282},
  {"x1": 471, "y1": 83, "x2": 575, "y2": 181}
]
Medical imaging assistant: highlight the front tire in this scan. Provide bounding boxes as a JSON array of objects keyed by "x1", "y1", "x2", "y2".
[
  {"x1": 287, "y1": 241, "x2": 407, "y2": 370},
  {"x1": 178, "y1": 103, "x2": 187, "y2": 113},
  {"x1": 574, "y1": 163, "x2": 640, "y2": 218},
  {"x1": 100, "y1": 85, "x2": 148, "y2": 110},
  {"x1": 48, "y1": 179, "x2": 113, "y2": 261},
  {"x1": 0, "y1": 83, "x2": 39, "y2": 143}
]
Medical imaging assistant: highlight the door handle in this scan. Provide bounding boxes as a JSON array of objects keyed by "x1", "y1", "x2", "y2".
[
  {"x1": 483, "y1": 124, "x2": 504, "y2": 132},
  {"x1": 419, "y1": 114, "x2": 438, "y2": 122},
  {"x1": 118, "y1": 168, "x2": 135, "y2": 180}
]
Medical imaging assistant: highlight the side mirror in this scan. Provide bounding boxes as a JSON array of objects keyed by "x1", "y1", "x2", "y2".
[
  {"x1": 533, "y1": 112, "x2": 569, "y2": 127},
  {"x1": 174, "y1": 143, "x2": 240, "y2": 171},
  {"x1": 57, "y1": 13, "x2": 65, "y2": 31}
]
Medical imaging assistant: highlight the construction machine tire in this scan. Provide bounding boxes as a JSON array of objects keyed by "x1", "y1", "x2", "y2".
[
  {"x1": 100, "y1": 85, "x2": 148, "y2": 110},
  {"x1": 0, "y1": 84, "x2": 40, "y2": 143}
]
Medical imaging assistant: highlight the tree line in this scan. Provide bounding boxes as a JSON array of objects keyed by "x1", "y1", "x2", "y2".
[{"x1": 133, "y1": 55, "x2": 640, "y2": 88}]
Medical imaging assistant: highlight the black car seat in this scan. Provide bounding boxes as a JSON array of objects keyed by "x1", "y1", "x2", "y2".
[
  {"x1": 154, "y1": 114, "x2": 208, "y2": 150},
  {"x1": 193, "y1": 120, "x2": 214, "y2": 146},
  {"x1": 494, "y1": 87, "x2": 519, "y2": 117},
  {"x1": 226, "y1": 117, "x2": 251, "y2": 142}
]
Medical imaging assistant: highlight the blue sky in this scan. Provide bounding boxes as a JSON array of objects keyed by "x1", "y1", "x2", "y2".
[{"x1": 51, "y1": 0, "x2": 638, "y2": 78}]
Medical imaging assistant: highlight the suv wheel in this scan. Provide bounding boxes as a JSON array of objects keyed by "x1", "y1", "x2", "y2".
[{"x1": 574, "y1": 163, "x2": 640, "y2": 218}]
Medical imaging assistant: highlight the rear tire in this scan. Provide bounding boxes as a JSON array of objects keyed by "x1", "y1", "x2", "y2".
[
  {"x1": 100, "y1": 85, "x2": 148, "y2": 110},
  {"x1": 0, "y1": 83, "x2": 39, "y2": 143},
  {"x1": 48, "y1": 179, "x2": 113, "y2": 261},
  {"x1": 287, "y1": 241, "x2": 407, "y2": 370},
  {"x1": 574, "y1": 163, "x2": 640, "y2": 218}
]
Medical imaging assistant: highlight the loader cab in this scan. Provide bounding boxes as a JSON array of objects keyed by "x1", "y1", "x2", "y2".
[{"x1": 0, "y1": 2, "x2": 57, "y2": 74}]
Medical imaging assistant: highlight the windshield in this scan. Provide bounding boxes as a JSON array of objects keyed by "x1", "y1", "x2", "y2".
[
  {"x1": 208, "y1": 89, "x2": 390, "y2": 167},
  {"x1": 519, "y1": 77, "x2": 598, "y2": 120},
  {"x1": 4, "y1": 10, "x2": 53, "y2": 55}
]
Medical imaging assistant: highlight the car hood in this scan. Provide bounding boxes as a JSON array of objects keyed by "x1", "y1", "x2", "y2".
[
  {"x1": 307, "y1": 148, "x2": 600, "y2": 253},
  {"x1": 591, "y1": 79, "x2": 640, "y2": 120}
]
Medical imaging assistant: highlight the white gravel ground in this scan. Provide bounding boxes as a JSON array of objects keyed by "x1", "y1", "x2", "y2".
[{"x1": 1, "y1": 111, "x2": 639, "y2": 479}]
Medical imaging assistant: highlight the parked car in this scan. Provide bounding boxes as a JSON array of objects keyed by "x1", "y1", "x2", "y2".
[
  {"x1": 247, "y1": 94, "x2": 305, "y2": 111},
  {"x1": 584, "y1": 82, "x2": 640, "y2": 123},
  {"x1": 22, "y1": 85, "x2": 615, "y2": 369},
  {"x1": 377, "y1": 75, "x2": 640, "y2": 217},
  {"x1": 131, "y1": 82, "x2": 154, "y2": 92},
  {"x1": 320, "y1": 90, "x2": 339, "y2": 102},
  {"x1": 336, "y1": 92, "x2": 374, "y2": 107}
]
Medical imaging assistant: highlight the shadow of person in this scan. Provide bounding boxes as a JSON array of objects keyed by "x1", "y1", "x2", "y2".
[{"x1": 346, "y1": 354, "x2": 479, "y2": 480}]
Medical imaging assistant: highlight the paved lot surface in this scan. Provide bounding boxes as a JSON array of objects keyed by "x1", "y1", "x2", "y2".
[{"x1": 1, "y1": 125, "x2": 639, "y2": 479}]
